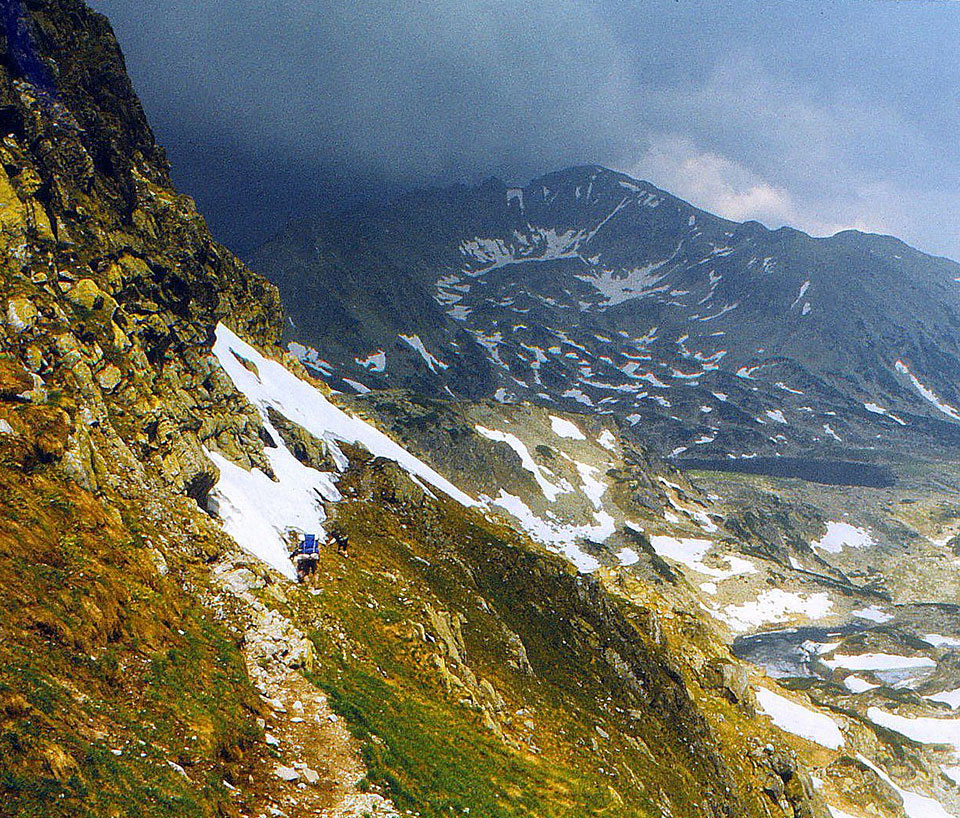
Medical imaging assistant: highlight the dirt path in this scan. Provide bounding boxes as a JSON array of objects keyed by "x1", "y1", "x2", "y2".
[
  {"x1": 240, "y1": 661, "x2": 399, "y2": 818},
  {"x1": 210, "y1": 559, "x2": 400, "y2": 818}
]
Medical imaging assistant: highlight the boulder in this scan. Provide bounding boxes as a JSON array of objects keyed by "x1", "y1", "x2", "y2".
[
  {"x1": 6, "y1": 297, "x2": 38, "y2": 332},
  {"x1": 273, "y1": 765, "x2": 299, "y2": 782},
  {"x1": 702, "y1": 658, "x2": 751, "y2": 704},
  {"x1": 65, "y1": 278, "x2": 116, "y2": 316},
  {"x1": 96, "y1": 364, "x2": 122, "y2": 392}
]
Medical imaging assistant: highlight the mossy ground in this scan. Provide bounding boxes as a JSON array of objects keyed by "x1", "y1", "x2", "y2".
[{"x1": 0, "y1": 462, "x2": 262, "y2": 818}]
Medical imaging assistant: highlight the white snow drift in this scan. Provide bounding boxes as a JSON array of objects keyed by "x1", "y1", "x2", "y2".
[
  {"x1": 208, "y1": 325, "x2": 475, "y2": 579},
  {"x1": 755, "y1": 687, "x2": 844, "y2": 749}
]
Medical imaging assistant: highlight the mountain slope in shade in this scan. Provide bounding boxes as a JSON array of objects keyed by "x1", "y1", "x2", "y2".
[{"x1": 251, "y1": 166, "x2": 960, "y2": 459}]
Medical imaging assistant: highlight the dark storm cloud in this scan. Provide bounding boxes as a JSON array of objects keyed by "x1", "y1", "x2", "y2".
[{"x1": 90, "y1": 0, "x2": 960, "y2": 260}]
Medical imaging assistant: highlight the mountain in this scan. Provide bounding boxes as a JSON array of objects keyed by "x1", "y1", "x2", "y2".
[
  {"x1": 251, "y1": 166, "x2": 960, "y2": 460},
  {"x1": 0, "y1": 4, "x2": 869, "y2": 818},
  {"x1": 3, "y1": 4, "x2": 960, "y2": 818}
]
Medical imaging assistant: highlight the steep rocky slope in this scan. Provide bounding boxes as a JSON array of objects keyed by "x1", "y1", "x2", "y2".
[
  {"x1": 0, "y1": 1, "x2": 286, "y2": 815},
  {"x1": 337, "y1": 387, "x2": 960, "y2": 818},
  {"x1": 0, "y1": 3, "x2": 952, "y2": 818},
  {"x1": 251, "y1": 166, "x2": 960, "y2": 460}
]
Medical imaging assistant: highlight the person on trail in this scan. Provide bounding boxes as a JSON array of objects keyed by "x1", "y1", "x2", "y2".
[
  {"x1": 294, "y1": 533, "x2": 320, "y2": 581},
  {"x1": 326, "y1": 524, "x2": 349, "y2": 557}
]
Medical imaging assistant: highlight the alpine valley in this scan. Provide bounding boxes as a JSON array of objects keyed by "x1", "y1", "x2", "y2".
[{"x1": 0, "y1": 3, "x2": 959, "y2": 818}]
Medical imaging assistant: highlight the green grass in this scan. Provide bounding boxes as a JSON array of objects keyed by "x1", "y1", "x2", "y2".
[
  {"x1": 280, "y1": 461, "x2": 768, "y2": 818},
  {"x1": 0, "y1": 466, "x2": 262, "y2": 818},
  {"x1": 317, "y1": 663, "x2": 617, "y2": 818}
]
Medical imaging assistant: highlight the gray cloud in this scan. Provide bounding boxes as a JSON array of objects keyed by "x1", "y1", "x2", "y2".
[{"x1": 90, "y1": 0, "x2": 960, "y2": 260}]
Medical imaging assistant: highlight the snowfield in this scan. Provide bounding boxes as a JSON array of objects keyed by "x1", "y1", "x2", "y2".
[
  {"x1": 755, "y1": 687, "x2": 844, "y2": 749},
  {"x1": 208, "y1": 354, "x2": 628, "y2": 579},
  {"x1": 208, "y1": 325, "x2": 475, "y2": 578}
]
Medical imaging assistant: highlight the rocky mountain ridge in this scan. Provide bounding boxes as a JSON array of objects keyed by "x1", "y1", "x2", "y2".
[{"x1": 252, "y1": 165, "x2": 960, "y2": 461}]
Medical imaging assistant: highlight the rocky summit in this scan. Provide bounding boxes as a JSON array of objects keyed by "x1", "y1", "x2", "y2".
[{"x1": 1, "y1": 4, "x2": 959, "y2": 818}]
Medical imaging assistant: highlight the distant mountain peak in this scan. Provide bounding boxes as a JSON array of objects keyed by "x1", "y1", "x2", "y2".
[{"x1": 251, "y1": 166, "x2": 960, "y2": 461}]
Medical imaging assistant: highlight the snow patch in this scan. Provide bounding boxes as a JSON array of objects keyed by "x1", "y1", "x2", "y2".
[
  {"x1": 856, "y1": 754, "x2": 954, "y2": 818},
  {"x1": 288, "y1": 342, "x2": 333, "y2": 376},
  {"x1": 717, "y1": 590, "x2": 833, "y2": 633},
  {"x1": 791, "y1": 280, "x2": 810, "y2": 310},
  {"x1": 577, "y1": 254, "x2": 677, "y2": 308},
  {"x1": 896, "y1": 359, "x2": 960, "y2": 421},
  {"x1": 356, "y1": 350, "x2": 386, "y2": 372},
  {"x1": 755, "y1": 687, "x2": 844, "y2": 749},
  {"x1": 617, "y1": 548, "x2": 640, "y2": 567},
  {"x1": 844, "y1": 676, "x2": 879, "y2": 694},
  {"x1": 924, "y1": 634, "x2": 960, "y2": 649},
  {"x1": 342, "y1": 378, "x2": 371, "y2": 394},
  {"x1": 550, "y1": 415, "x2": 585, "y2": 440},
  {"x1": 827, "y1": 807, "x2": 864, "y2": 818},
  {"x1": 823, "y1": 654, "x2": 936, "y2": 672},
  {"x1": 928, "y1": 689, "x2": 960, "y2": 710},
  {"x1": 942, "y1": 766, "x2": 960, "y2": 785},
  {"x1": 864, "y1": 402, "x2": 906, "y2": 425},
  {"x1": 813, "y1": 522, "x2": 875, "y2": 554},
  {"x1": 597, "y1": 429, "x2": 617, "y2": 451},
  {"x1": 866, "y1": 708, "x2": 960, "y2": 752},
  {"x1": 649, "y1": 536, "x2": 755, "y2": 581},
  {"x1": 851, "y1": 606, "x2": 892, "y2": 623},
  {"x1": 475, "y1": 426, "x2": 569, "y2": 501},
  {"x1": 484, "y1": 490, "x2": 612, "y2": 573},
  {"x1": 563, "y1": 388, "x2": 594, "y2": 407},
  {"x1": 399, "y1": 334, "x2": 448, "y2": 373}
]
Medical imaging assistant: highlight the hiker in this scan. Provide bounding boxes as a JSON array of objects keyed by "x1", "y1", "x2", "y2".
[
  {"x1": 326, "y1": 524, "x2": 349, "y2": 557},
  {"x1": 294, "y1": 532, "x2": 320, "y2": 581}
]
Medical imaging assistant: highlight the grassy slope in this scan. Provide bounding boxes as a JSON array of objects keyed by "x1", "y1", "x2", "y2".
[
  {"x1": 268, "y1": 455, "x2": 781, "y2": 818},
  {"x1": 0, "y1": 449, "x2": 263, "y2": 818}
]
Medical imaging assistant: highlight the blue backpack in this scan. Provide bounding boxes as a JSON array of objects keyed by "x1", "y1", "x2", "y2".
[{"x1": 301, "y1": 533, "x2": 318, "y2": 555}]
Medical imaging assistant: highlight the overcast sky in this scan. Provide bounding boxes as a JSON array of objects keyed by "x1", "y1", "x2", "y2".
[{"x1": 91, "y1": 0, "x2": 960, "y2": 260}]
